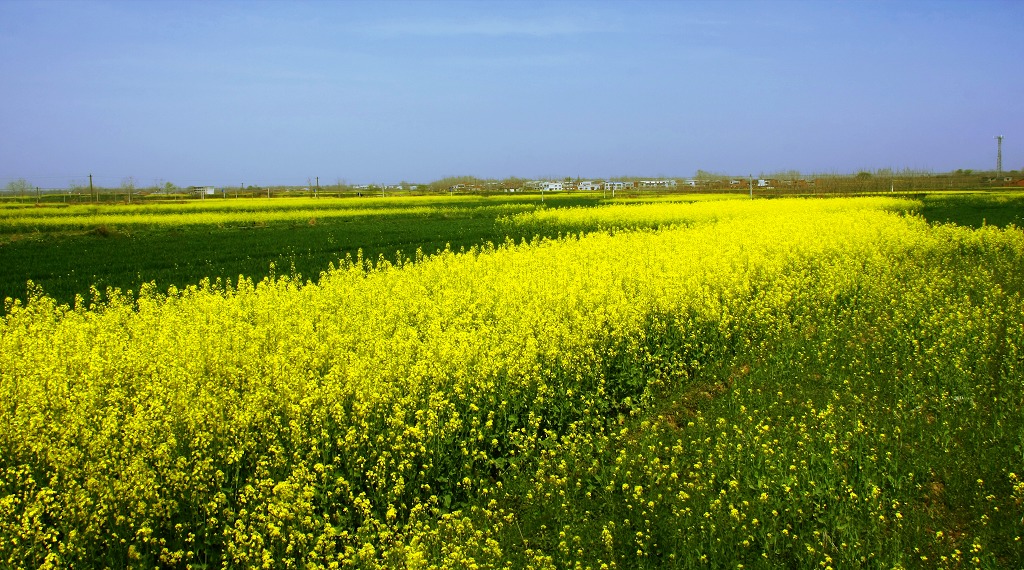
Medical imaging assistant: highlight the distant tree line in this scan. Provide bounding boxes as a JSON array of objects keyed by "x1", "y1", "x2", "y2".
[{"x1": 3, "y1": 168, "x2": 1022, "y2": 203}]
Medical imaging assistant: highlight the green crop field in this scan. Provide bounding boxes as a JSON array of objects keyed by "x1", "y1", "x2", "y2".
[
  {"x1": 915, "y1": 191, "x2": 1024, "y2": 228},
  {"x1": 2, "y1": 191, "x2": 1024, "y2": 568},
  {"x1": 0, "y1": 194, "x2": 605, "y2": 310}
]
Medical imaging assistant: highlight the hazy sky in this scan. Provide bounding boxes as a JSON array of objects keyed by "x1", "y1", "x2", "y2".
[{"x1": 1, "y1": 0, "x2": 1021, "y2": 187}]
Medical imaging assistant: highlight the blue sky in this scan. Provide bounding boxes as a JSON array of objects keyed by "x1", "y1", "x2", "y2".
[{"x1": 1, "y1": 0, "x2": 1021, "y2": 187}]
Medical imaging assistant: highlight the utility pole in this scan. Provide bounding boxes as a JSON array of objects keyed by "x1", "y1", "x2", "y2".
[
  {"x1": 315, "y1": 176, "x2": 319, "y2": 198},
  {"x1": 749, "y1": 175, "x2": 753, "y2": 200},
  {"x1": 89, "y1": 173, "x2": 94, "y2": 202},
  {"x1": 996, "y1": 135, "x2": 1004, "y2": 177}
]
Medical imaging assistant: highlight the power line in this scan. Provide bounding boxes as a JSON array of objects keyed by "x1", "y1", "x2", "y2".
[{"x1": 0, "y1": 175, "x2": 91, "y2": 183}]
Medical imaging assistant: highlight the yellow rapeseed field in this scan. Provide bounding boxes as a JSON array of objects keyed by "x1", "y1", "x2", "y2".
[
  {"x1": 0, "y1": 196, "x2": 535, "y2": 234},
  {"x1": 1, "y1": 197, "x2": 1021, "y2": 568}
]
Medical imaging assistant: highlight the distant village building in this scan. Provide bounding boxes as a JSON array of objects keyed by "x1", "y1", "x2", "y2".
[
  {"x1": 545, "y1": 182, "x2": 564, "y2": 191},
  {"x1": 577, "y1": 181, "x2": 600, "y2": 191},
  {"x1": 605, "y1": 181, "x2": 627, "y2": 191},
  {"x1": 639, "y1": 180, "x2": 677, "y2": 188}
]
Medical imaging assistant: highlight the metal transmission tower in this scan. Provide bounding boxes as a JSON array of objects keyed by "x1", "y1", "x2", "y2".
[{"x1": 996, "y1": 135, "x2": 1004, "y2": 176}]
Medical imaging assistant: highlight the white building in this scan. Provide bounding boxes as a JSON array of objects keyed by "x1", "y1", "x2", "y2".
[
  {"x1": 639, "y1": 180, "x2": 678, "y2": 188},
  {"x1": 545, "y1": 182, "x2": 563, "y2": 191},
  {"x1": 577, "y1": 181, "x2": 601, "y2": 191}
]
